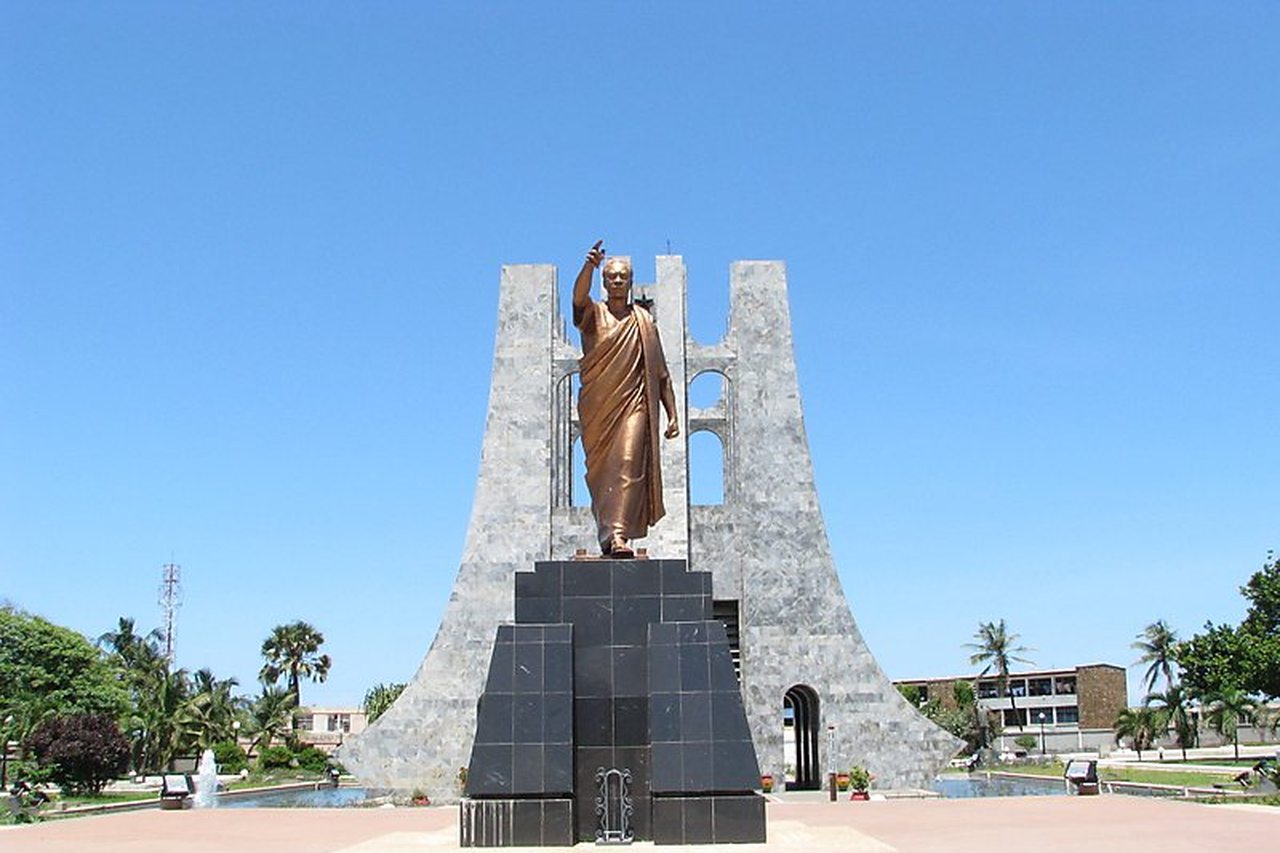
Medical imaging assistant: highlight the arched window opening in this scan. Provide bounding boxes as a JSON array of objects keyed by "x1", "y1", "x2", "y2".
[
  {"x1": 688, "y1": 370, "x2": 726, "y2": 409},
  {"x1": 783, "y1": 685, "x2": 821, "y2": 791},
  {"x1": 689, "y1": 430, "x2": 724, "y2": 506}
]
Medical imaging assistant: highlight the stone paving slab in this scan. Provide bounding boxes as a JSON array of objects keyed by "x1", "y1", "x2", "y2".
[{"x1": 2, "y1": 796, "x2": 1278, "y2": 852}]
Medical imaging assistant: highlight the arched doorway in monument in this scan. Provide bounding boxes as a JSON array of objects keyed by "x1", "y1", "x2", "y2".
[{"x1": 783, "y1": 684, "x2": 821, "y2": 790}]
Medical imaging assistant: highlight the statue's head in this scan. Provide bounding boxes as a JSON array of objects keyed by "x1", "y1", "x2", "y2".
[{"x1": 602, "y1": 256, "x2": 633, "y2": 300}]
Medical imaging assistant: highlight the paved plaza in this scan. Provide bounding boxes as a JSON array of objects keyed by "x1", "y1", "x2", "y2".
[{"x1": 3, "y1": 794, "x2": 1277, "y2": 852}]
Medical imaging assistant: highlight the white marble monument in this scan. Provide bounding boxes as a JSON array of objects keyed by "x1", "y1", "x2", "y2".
[{"x1": 339, "y1": 257, "x2": 960, "y2": 797}]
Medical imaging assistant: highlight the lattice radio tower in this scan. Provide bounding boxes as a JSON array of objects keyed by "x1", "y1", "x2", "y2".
[{"x1": 159, "y1": 562, "x2": 182, "y2": 667}]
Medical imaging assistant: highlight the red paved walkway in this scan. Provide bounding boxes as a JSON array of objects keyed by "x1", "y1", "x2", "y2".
[{"x1": 2, "y1": 795, "x2": 1276, "y2": 852}]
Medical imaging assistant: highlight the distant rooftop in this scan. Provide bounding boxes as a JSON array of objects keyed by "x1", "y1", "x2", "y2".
[{"x1": 895, "y1": 662, "x2": 1124, "y2": 683}]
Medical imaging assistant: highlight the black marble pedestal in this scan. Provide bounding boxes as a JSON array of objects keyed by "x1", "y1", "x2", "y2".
[{"x1": 460, "y1": 559, "x2": 765, "y2": 846}]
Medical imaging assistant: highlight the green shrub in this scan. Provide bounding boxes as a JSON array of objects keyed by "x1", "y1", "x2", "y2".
[
  {"x1": 1014, "y1": 734, "x2": 1038, "y2": 753},
  {"x1": 295, "y1": 746, "x2": 330, "y2": 773},
  {"x1": 259, "y1": 745, "x2": 295, "y2": 769},
  {"x1": 211, "y1": 740, "x2": 247, "y2": 774},
  {"x1": 896, "y1": 684, "x2": 922, "y2": 706}
]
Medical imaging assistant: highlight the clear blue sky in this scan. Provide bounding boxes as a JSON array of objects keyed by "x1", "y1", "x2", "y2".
[{"x1": 3, "y1": 4, "x2": 1277, "y2": 709}]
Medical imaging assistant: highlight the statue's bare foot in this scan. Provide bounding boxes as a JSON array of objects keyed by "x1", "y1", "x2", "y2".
[{"x1": 607, "y1": 536, "x2": 635, "y2": 558}]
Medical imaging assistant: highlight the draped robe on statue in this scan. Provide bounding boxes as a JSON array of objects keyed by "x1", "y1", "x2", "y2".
[{"x1": 575, "y1": 300, "x2": 669, "y2": 551}]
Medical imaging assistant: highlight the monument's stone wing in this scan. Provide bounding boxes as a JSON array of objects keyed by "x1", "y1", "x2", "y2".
[{"x1": 339, "y1": 258, "x2": 961, "y2": 797}]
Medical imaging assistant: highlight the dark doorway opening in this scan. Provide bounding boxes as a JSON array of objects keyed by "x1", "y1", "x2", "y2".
[{"x1": 784, "y1": 684, "x2": 821, "y2": 790}]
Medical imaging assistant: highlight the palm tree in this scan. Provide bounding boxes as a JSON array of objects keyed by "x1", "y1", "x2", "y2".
[
  {"x1": 260, "y1": 622, "x2": 331, "y2": 708},
  {"x1": 183, "y1": 669, "x2": 242, "y2": 750},
  {"x1": 130, "y1": 666, "x2": 193, "y2": 773},
  {"x1": 1200, "y1": 687, "x2": 1256, "y2": 761},
  {"x1": 0, "y1": 690, "x2": 61, "y2": 770},
  {"x1": 98, "y1": 617, "x2": 166, "y2": 663},
  {"x1": 966, "y1": 619, "x2": 1033, "y2": 729},
  {"x1": 1114, "y1": 707, "x2": 1160, "y2": 760},
  {"x1": 1132, "y1": 620, "x2": 1179, "y2": 694},
  {"x1": 1146, "y1": 684, "x2": 1197, "y2": 760},
  {"x1": 245, "y1": 686, "x2": 297, "y2": 759},
  {"x1": 100, "y1": 617, "x2": 174, "y2": 773},
  {"x1": 362, "y1": 682, "x2": 406, "y2": 724}
]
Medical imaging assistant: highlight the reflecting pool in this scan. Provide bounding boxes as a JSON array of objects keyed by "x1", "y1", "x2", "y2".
[
  {"x1": 935, "y1": 773, "x2": 1200, "y2": 799},
  {"x1": 934, "y1": 774, "x2": 1067, "y2": 798},
  {"x1": 223, "y1": 786, "x2": 371, "y2": 808}
]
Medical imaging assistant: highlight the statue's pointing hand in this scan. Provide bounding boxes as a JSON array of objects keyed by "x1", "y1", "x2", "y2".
[{"x1": 586, "y1": 240, "x2": 605, "y2": 269}]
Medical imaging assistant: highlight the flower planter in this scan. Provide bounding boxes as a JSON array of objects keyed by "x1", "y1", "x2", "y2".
[
  {"x1": 836, "y1": 773, "x2": 850, "y2": 791},
  {"x1": 846, "y1": 765, "x2": 873, "y2": 795},
  {"x1": 760, "y1": 774, "x2": 774, "y2": 793},
  {"x1": 849, "y1": 790, "x2": 870, "y2": 801}
]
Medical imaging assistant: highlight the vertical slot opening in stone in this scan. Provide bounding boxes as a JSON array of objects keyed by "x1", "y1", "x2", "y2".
[{"x1": 689, "y1": 430, "x2": 724, "y2": 506}]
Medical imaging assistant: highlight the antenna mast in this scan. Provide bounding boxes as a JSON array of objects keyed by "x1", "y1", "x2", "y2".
[{"x1": 159, "y1": 562, "x2": 183, "y2": 667}]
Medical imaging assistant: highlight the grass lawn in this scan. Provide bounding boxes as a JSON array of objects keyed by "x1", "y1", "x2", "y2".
[
  {"x1": 55, "y1": 790, "x2": 156, "y2": 807},
  {"x1": 1, "y1": 789, "x2": 155, "y2": 824},
  {"x1": 994, "y1": 761, "x2": 1239, "y2": 788},
  {"x1": 224, "y1": 768, "x2": 333, "y2": 791}
]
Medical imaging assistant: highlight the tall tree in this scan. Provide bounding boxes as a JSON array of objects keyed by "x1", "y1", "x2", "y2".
[
  {"x1": 97, "y1": 617, "x2": 249, "y2": 772},
  {"x1": 260, "y1": 621, "x2": 331, "y2": 707},
  {"x1": 0, "y1": 689, "x2": 63, "y2": 771},
  {"x1": 1132, "y1": 620, "x2": 1179, "y2": 693},
  {"x1": 1240, "y1": 552, "x2": 1280, "y2": 636},
  {"x1": 1200, "y1": 687, "x2": 1256, "y2": 761},
  {"x1": 900, "y1": 680, "x2": 996, "y2": 757},
  {"x1": 96, "y1": 617, "x2": 164, "y2": 671},
  {"x1": 245, "y1": 686, "x2": 296, "y2": 759},
  {"x1": 362, "y1": 682, "x2": 406, "y2": 724},
  {"x1": 1175, "y1": 622, "x2": 1259, "y2": 697},
  {"x1": 0, "y1": 606, "x2": 129, "y2": 734},
  {"x1": 1145, "y1": 684, "x2": 1197, "y2": 760},
  {"x1": 183, "y1": 669, "x2": 242, "y2": 751},
  {"x1": 98, "y1": 616, "x2": 176, "y2": 773},
  {"x1": 135, "y1": 667, "x2": 193, "y2": 773},
  {"x1": 1176, "y1": 555, "x2": 1280, "y2": 699},
  {"x1": 1113, "y1": 706, "x2": 1160, "y2": 760},
  {"x1": 1239, "y1": 554, "x2": 1280, "y2": 698},
  {"x1": 966, "y1": 619, "x2": 1033, "y2": 729}
]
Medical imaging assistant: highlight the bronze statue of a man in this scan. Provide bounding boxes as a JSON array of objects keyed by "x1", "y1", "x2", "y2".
[{"x1": 573, "y1": 240, "x2": 680, "y2": 557}]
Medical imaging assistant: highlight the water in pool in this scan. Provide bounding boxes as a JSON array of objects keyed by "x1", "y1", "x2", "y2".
[
  {"x1": 223, "y1": 787, "x2": 371, "y2": 808},
  {"x1": 934, "y1": 774, "x2": 1067, "y2": 798}
]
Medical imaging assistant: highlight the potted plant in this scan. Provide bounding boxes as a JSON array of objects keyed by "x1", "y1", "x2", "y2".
[
  {"x1": 760, "y1": 773, "x2": 774, "y2": 793},
  {"x1": 410, "y1": 788, "x2": 431, "y2": 806},
  {"x1": 835, "y1": 771, "x2": 850, "y2": 791},
  {"x1": 847, "y1": 765, "x2": 872, "y2": 801}
]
